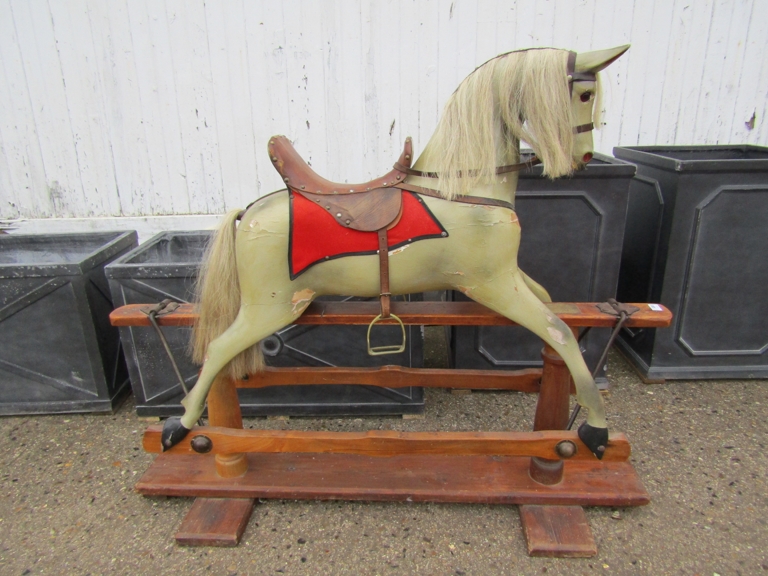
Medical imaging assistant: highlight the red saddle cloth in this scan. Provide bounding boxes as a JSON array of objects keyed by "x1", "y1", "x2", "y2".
[{"x1": 290, "y1": 191, "x2": 447, "y2": 279}]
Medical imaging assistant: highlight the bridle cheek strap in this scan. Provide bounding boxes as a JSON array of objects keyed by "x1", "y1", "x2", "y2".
[{"x1": 567, "y1": 51, "x2": 597, "y2": 136}]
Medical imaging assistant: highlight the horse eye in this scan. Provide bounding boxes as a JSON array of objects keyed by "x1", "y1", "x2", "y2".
[{"x1": 580, "y1": 91, "x2": 592, "y2": 103}]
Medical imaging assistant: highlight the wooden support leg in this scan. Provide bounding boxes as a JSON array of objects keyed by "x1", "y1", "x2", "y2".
[
  {"x1": 529, "y1": 343, "x2": 571, "y2": 485},
  {"x1": 521, "y1": 335, "x2": 596, "y2": 557},
  {"x1": 208, "y1": 374, "x2": 248, "y2": 478},
  {"x1": 176, "y1": 374, "x2": 253, "y2": 547}
]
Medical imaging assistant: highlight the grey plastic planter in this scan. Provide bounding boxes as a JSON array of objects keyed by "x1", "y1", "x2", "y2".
[
  {"x1": 106, "y1": 231, "x2": 423, "y2": 417},
  {"x1": 614, "y1": 145, "x2": 768, "y2": 380},
  {"x1": 450, "y1": 153, "x2": 636, "y2": 384},
  {"x1": 0, "y1": 231, "x2": 138, "y2": 414}
]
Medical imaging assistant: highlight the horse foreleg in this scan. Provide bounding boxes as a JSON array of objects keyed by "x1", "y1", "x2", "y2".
[
  {"x1": 465, "y1": 270, "x2": 609, "y2": 458},
  {"x1": 161, "y1": 302, "x2": 302, "y2": 450}
]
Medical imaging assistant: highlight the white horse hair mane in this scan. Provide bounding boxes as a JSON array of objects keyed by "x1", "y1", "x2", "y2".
[{"x1": 429, "y1": 48, "x2": 600, "y2": 200}]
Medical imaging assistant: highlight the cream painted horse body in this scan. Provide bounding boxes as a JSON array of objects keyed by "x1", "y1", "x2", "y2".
[{"x1": 162, "y1": 46, "x2": 630, "y2": 458}]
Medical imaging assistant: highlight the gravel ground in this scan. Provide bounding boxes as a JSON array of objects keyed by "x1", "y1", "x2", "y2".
[{"x1": 1, "y1": 330, "x2": 767, "y2": 576}]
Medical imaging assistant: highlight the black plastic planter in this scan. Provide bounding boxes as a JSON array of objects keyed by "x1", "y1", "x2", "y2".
[
  {"x1": 450, "y1": 153, "x2": 636, "y2": 384},
  {"x1": 106, "y1": 231, "x2": 424, "y2": 417},
  {"x1": 614, "y1": 145, "x2": 768, "y2": 380},
  {"x1": 0, "y1": 231, "x2": 138, "y2": 414}
]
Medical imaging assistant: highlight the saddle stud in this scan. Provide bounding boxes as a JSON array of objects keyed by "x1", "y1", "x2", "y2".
[
  {"x1": 271, "y1": 156, "x2": 277, "y2": 162},
  {"x1": 284, "y1": 177, "x2": 290, "y2": 182},
  {"x1": 300, "y1": 185, "x2": 306, "y2": 189},
  {"x1": 336, "y1": 213, "x2": 342, "y2": 218}
]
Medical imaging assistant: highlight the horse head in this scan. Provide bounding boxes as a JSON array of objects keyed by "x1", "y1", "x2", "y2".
[{"x1": 571, "y1": 45, "x2": 630, "y2": 170}]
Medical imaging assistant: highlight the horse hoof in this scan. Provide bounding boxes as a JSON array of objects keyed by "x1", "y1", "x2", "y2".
[
  {"x1": 161, "y1": 417, "x2": 190, "y2": 451},
  {"x1": 578, "y1": 422, "x2": 609, "y2": 460}
]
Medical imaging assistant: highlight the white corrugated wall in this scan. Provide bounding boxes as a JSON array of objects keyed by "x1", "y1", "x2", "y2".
[{"x1": 1, "y1": 0, "x2": 766, "y2": 223}]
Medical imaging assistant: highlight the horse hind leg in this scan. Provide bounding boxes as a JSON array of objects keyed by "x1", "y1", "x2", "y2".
[
  {"x1": 464, "y1": 270, "x2": 608, "y2": 458},
  {"x1": 161, "y1": 300, "x2": 306, "y2": 449},
  {"x1": 520, "y1": 269, "x2": 552, "y2": 303}
]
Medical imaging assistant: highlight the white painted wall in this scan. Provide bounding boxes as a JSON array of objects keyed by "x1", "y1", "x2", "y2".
[{"x1": 2, "y1": 0, "x2": 767, "y2": 230}]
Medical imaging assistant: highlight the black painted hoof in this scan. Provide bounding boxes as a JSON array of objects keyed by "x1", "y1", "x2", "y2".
[
  {"x1": 161, "y1": 417, "x2": 190, "y2": 451},
  {"x1": 578, "y1": 422, "x2": 609, "y2": 460}
]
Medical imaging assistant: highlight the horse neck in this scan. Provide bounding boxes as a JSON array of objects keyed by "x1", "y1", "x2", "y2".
[{"x1": 411, "y1": 132, "x2": 520, "y2": 205}]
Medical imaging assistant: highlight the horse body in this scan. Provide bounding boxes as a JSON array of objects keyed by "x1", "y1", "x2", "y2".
[{"x1": 164, "y1": 45, "x2": 630, "y2": 458}]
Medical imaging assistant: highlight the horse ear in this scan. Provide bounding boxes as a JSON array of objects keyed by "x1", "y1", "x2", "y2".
[{"x1": 575, "y1": 45, "x2": 630, "y2": 74}]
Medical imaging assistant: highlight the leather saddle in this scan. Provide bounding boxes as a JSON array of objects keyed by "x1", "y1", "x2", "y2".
[
  {"x1": 268, "y1": 135, "x2": 413, "y2": 232},
  {"x1": 268, "y1": 135, "x2": 416, "y2": 355}
]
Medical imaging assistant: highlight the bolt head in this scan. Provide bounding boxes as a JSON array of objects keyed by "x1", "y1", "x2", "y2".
[
  {"x1": 190, "y1": 435, "x2": 213, "y2": 454},
  {"x1": 555, "y1": 440, "x2": 577, "y2": 458}
]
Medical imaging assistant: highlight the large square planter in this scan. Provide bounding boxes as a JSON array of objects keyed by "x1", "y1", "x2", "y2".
[
  {"x1": 613, "y1": 145, "x2": 768, "y2": 380},
  {"x1": 450, "y1": 153, "x2": 636, "y2": 384},
  {"x1": 0, "y1": 231, "x2": 138, "y2": 414},
  {"x1": 106, "y1": 231, "x2": 424, "y2": 417}
]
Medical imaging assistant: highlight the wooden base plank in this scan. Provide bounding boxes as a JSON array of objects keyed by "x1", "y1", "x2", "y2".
[
  {"x1": 175, "y1": 497, "x2": 255, "y2": 547},
  {"x1": 520, "y1": 505, "x2": 597, "y2": 557},
  {"x1": 137, "y1": 453, "x2": 649, "y2": 507}
]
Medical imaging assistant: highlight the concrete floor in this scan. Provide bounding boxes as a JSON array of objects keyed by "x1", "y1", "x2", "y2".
[{"x1": 1, "y1": 332, "x2": 767, "y2": 575}]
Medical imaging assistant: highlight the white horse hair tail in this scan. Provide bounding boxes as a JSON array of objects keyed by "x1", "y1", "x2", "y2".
[{"x1": 191, "y1": 208, "x2": 265, "y2": 379}]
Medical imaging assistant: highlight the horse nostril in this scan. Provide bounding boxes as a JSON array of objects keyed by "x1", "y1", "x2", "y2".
[{"x1": 582, "y1": 152, "x2": 593, "y2": 163}]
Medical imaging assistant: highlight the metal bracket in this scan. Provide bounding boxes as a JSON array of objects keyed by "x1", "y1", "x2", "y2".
[{"x1": 568, "y1": 299, "x2": 640, "y2": 430}]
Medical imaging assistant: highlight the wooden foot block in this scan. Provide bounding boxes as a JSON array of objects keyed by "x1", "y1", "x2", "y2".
[
  {"x1": 175, "y1": 497, "x2": 255, "y2": 547},
  {"x1": 520, "y1": 505, "x2": 596, "y2": 557}
]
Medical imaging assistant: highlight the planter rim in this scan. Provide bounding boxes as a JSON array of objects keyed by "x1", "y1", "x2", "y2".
[
  {"x1": 522, "y1": 151, "x2": 636, "y2": 179},
  {"x1": 105, "y1": 230, "x2": 211, "y2": 280},
  {"x1": 0, "y1": 230, "x2": 137, "y2": 278},
  {"x1": 613, "y1": 145, "x2": 768, "y2": 173}
]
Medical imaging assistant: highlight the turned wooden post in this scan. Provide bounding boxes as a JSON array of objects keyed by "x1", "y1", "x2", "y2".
[
  {"x1": 528, "y1": 333, "x2": 575, "y2": 485},
  {"x1": 207, "y1": 374, "x2": 248, "y2": 478}
]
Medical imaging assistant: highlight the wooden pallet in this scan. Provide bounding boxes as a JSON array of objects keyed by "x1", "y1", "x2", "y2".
[{"x1": 112, "y1": 301, "x2": 671, "y2": 555}]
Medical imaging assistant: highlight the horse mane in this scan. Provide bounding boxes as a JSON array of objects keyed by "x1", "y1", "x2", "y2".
[{"x1": 428, "y1": 48, "x2": 598, "y2": 200}]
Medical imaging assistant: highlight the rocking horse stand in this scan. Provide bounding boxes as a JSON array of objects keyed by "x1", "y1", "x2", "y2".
[{"x1": 110, "y1": 299, "x2": 671, "y2": 556}]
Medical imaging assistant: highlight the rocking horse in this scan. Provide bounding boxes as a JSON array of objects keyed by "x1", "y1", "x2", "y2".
[
  {"x1": 111, "y1": 45, "x2": 674, "y2": 554},
  {"x1": 161, "y1": 46, "x2": 629, "y2": 457}
]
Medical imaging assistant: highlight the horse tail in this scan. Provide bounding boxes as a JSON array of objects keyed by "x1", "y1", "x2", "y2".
[{"x1": 191, "y1": 208, "x2": 265, "y2": 379}]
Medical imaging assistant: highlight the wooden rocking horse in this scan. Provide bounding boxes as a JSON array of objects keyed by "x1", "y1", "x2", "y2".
[
  {"x1": 161, "y1": 46, "x2": 629, "y2": 457},
  {"x1": 111, "y1": 45, "x2": 674, "y2": 554}
]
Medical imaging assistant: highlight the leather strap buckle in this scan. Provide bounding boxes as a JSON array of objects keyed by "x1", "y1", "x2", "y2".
[{"x1": 366, "y1": 313, "x2": 406, "y2": 356}]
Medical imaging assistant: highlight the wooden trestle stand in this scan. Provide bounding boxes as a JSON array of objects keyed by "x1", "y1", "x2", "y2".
[{"x1": 110, "y1": 301, "x2": 671, "y2": 556}]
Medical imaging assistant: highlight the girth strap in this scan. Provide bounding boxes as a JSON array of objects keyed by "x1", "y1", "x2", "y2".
[{"x1": 377, "y1": 228, "x2": 391, "y2": 318}]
